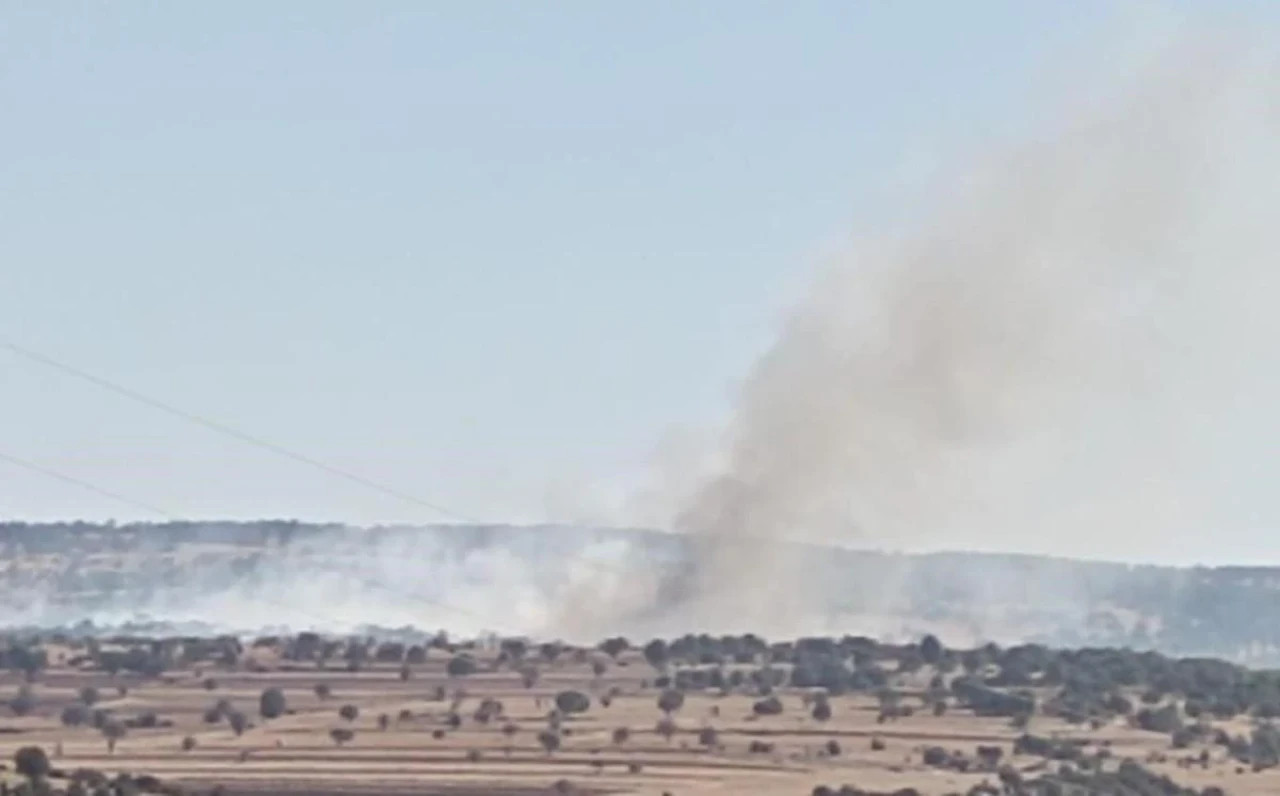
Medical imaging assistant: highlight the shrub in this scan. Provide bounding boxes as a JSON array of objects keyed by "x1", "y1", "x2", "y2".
[
  {"x1": 329, "y1": 727, "x2": 354, "y2": 746},
  {"x1": 339, "y1": 704, "x2": 359, "y2": 722}
]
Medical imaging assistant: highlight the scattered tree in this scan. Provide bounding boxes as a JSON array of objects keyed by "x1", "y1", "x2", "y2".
[
  {"x1": 13, "y1": 746, "x2": 50, "y2": 782},
  {"x1": 259, "y1": 687, "x2": 287, "y2": 720}
]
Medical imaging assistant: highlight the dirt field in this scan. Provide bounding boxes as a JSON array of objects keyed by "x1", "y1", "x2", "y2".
[{"x1": 0, "y1": 643, "x2": 1270, "y2": 795}]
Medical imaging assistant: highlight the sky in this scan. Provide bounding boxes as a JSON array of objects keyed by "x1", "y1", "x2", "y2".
[{"x1": 0, "y1": 2, "x2": 1273, "y2": 546}]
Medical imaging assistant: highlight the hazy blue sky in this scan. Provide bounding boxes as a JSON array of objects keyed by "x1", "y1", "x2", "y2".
[{"x1": 0, "y1": 1, "x2": 1265, "y2": 528}]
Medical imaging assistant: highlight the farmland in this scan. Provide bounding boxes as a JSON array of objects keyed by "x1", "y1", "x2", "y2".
[{"x1": 0, "y1": 631, "x2": 1274, "y2": 795}]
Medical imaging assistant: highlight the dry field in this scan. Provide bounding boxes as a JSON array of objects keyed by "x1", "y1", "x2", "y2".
[{"x1": 0, "y1": 645, "x2": 1273, "y2": 796}]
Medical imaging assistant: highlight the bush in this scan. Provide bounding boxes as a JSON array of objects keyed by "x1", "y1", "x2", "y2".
[
  {"x1": 329, "y1": 727, "x2": 354, "y2": 746},
  {"x1": 339, "y1": 704, "x2": 359, "y2": 722}
]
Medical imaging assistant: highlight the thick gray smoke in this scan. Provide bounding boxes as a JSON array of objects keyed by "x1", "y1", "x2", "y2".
[{"x1": 627, "y1": 31, "x2": 1280, "y2": 636}]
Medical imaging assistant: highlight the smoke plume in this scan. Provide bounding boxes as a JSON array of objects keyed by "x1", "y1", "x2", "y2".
[{"x1": 637, "y1": 29, "x2": 1280, "y2": 635}]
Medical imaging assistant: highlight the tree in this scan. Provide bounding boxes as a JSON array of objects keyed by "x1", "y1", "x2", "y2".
[
  {"x1": 61, "y1": 704, "x2": 91, "y2": 727},
  {"x1": 519, "y1": 665, "x2": 540, "y2": 689},
  {"x1": 655, "y1": 717, "x2": 677, "y2": 743},
  {"x1": 228, "y1": 710, "x2": 249, "y2": 736},
  {"x1": 102, "y1": 721, "x2": 126, "y2": 754},
  {"x1": 378, "y1": 713, "x2": 390, "y2": 731},
  {"x1": 182, "y1": 736, "x2": 197, "y2": 752},
  {"x1": 10, "y1": 684, "x2": 36, "y2": 717},
  {"x1": 698, "y1": 726, "x2": 718, "y2": 748},
  {"x1": 753, "y1": 696, "x2": 784, "y2": 716},
  {"x1": 599, "y1": 637, "x2": 629, "y2": 660},
  {"x1": 314, "y1": 682, "x2": 332, "y2": 700},
  {"x1": 13, "y1": 746, "x2": 50, "y2": 782},
  {"x1": 811, "y1": 700, "x2": 832, "y2": 722},
  {"x1": 657, "y1": 689, "x2": 685, "y2": 716},
  {"x1": 339, "y1": 704, "x2": 359, "y2": 722},
  {"x1": 473, "y1": 697, "x2": 503, "y2": 724},
  {"x1": 643, "y1": 639, "x2": 669, "y2": 671},
  {"x1": 259, "y1": 687, "x2": 287, "y2": 720},
  {"x1": 537, "y1": 729, "x2": 561, "y2": 755},
  {"x1": 330, "y1": 727, "x2": 354, "y2": 746},
  {"x1": 79, "y1": 686, "x2": 100, "y2": 706},
  {"x1": 555, "y1": 690, "x2": 591, "y2": 716},
  {"x1": 920, "y1": 634, "x2": 944, "y2": 667},
  {"x1": 612, "y1": 726, "x2": 630, "y2": 747},
  {"x1": 447, "y1": 654, "x2": 478, "y2": 678}
]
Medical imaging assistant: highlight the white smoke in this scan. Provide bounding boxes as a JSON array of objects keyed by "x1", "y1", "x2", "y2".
[{"x1": 615, "y1": 26, "x2": 1280, "y2": 635}]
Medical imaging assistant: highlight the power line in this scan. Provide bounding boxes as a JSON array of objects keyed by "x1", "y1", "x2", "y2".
[
  {"x1": 0, "y1": 448, "x2": 483, "y2": 628},
  {"x1": 1, "y1": 337, "x2": 848, "y2": 590},
  {"x1": 0, "y1": 451, "x2": 170, "y2": 518},
  {"x1": 0, "y1": 339, "x2": 481, "y2": 524}
]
